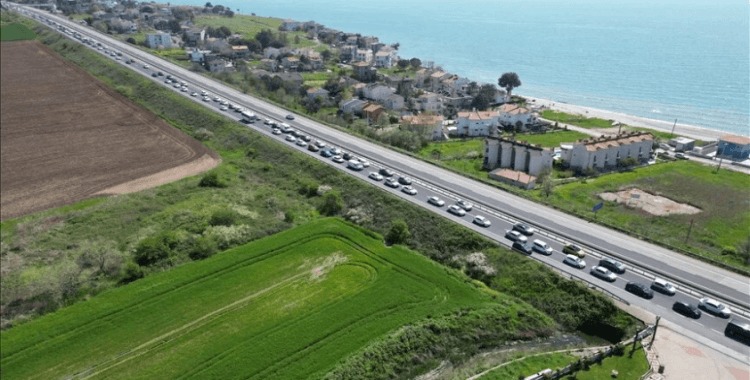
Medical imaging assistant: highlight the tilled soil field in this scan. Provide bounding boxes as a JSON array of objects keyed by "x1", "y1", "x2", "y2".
[{"x1": 0, "y1": 41, "x2": 220, "y2": 220}]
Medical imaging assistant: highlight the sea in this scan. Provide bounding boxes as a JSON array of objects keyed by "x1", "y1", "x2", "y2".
[{"x1": 180, "y1": 0, "x2": 749, "y2": 136}]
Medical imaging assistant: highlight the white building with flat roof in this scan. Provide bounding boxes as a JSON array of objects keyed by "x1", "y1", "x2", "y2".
[
  {"x1": 484, "y1": 137, "x2": 553, "y2": 176},
  {"x1": 561, "y1": 132, "x2": 654, "y2": 172},
  {"x1": 145, "y1": 33, "x2": 171, "y2": 48}
]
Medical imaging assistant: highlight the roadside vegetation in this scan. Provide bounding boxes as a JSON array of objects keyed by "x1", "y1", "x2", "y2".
[
  {"x1": 0, "y1": 12, "x2": 640, "y2": 354},
  {"x1": 0, "y1": 22, "x2": 36, "y2": 40}
]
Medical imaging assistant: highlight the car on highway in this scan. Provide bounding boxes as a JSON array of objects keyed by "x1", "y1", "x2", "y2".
[
  {"x1": 398, "y1": 176, "x2": 412, "y2": 185},
  {"x1": 379, "y1": 168, "x2": 395, "y2": 177},
  {"x1": 625, "y1": 281, "x2": 654, "y2": 299},
  {"x1": 202, "y1": 97, "x2": 211, "y2": 102},
  {"x1": 428, "y1": 196, "x2": 445, "y2": 207},
  {"x1": 285, "y1": 135, "x2": 296, "y2": 143},
  {"x1": 563, "y1": 254, "x2": 586, "y2": 269},
  {"x1": 724, "y1": 319, "x2": 750, "y2": 344},
  {"x1": 447, "y1": 205, "x2": 466, "y2": 216},
  {"x1": 531, "y1": 240, "x2": 553, "y2": 255},
  {"x1": 191, "y1": 92, "x2": 198, "y2": 97},
  {"x1": 456, "y1": 199, "x2": 473, "y2": 211},
  {"x1": 201, "y1": 90, "x2": 208, "y2": 96},
  {"x1": 286, "y1": 114, "x2": 295, "y2": 120},
  {"x1": 473, "y1": 216, "x2": 491, "y2": 227},
  {"x1": 143, "y1": 64, "x2": 149, "y2": 69},
  {"x1": 590, "y1": 266, "x2": 617, "y2": 282},
  {"x1": 384, "y1": 178, "x2": 399, "y2": 188},
  {"x1": 301, "y1": 135, "x2": 311, "y2": 142},
  {"x1": 342, "y1": 152, "x2": 353, "y2": 160},
  {"x1": 173, "y1": 83, "x2": 181, "y2": 88},
  {"x1": 314, "y1": 140, "x2": 326, "y2": 148},
  {"x1": 165, "y1": 79, "x2": 172, "y2": 84},
  {"x1": 699, "y1": 298, "x2": 731, "y2": 318},
  {"x1": 264, "y1": 119, "x2": 271, "y2": 125},
  {"x1": 401, "y1": 186, "x2": 418, "y2": 195},
  {"x1": 505, "y1": 230, "x2": 528, "y2": 243},
  {"x1": 272, "y1": 128, "x2": 282, "y2": 135},
  {"x1": 347, "y1": 160, "x2": 363, "y2": 171},
  {"x1": 213, "y1": 96, "x2": 221, "y2": 102},
  {"x1": 675, "y1": 153, "x2": 687, "y2": 159},
  {"x1": 280, "y1": 125, "x2": 292, "y2": 133},
  {"x1": 332, "y1": 156, "x2": 345, "y2": 163},
  {"x1": 562, "y1": 244, "x2": 586, "y2": 258},
  {"x1": 512, "y1": 241, "x2": 533, "y2": 255},
  {"x1": 330, "y1": 147, "x2": 342, "y2": 156},
  {"x1": 672, "y1": 301, "x2": 701, "y2": 319},
  {"x1": 220, "y1": 100, "x2": 229, "y2": 106},
  {"x1": 651, "y1": 279, "x2": 677, "y2": 295},
  {"x1": 296, "y1": 140, "x2": 307, "y2": 147},
  {"x1": 320, "y1": 150, "x2": 334, "y2": 158},
  {"x1": 157, "y1": 71, "x2": 163, "y2": 76},
  {"x1": 598, "y1": 258, "x2": 626, "y2": 274},
  {"x1": 512, "y1": 223, "x2": 535, "y2": 236},
  {"x1": 220, "y1": 106, "x2": 229, "y2": 111},
  {"x1": 307, "y1": 144, "x2": 319, "y2": 152},
  {"x1": 152, "y1": 73, "x2": 158, "y2": 77},
  {"x1": 181, "y1": 87, "x2": 188, "y2": 92},
  {"x1": 115, "y1": 56, "x2": 121, "y2": 60},
  {"x1": 357, "y1": 158, "x2": 370, "y2": 167},
  {"x1": 368, "y1": 172, "x2": 384, "y2": 181}
]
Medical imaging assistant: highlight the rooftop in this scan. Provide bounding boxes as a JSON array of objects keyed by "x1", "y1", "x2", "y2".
[
  {"x1": 400, "y1": 113, "x2": 444, "y2": 126},
  {"x1": 577, "y1": 131, "x2": 654, "y2": 151},
  {"x1": 498, "y1": 103, "x2": 531, "y2": 115},
  {"x1": 457, "y1": 110, "x2": 500, "y2": 120},
  {"x1": 490, "y1": 168, "x2": 536, "y2": 184},
  {"x1": 720, "y1": 134, "x2": 750, "y2": 145}
]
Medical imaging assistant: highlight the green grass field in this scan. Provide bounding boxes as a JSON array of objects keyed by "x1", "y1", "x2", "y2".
[
  {"x1": 477, "y1": 352, "x2": 576, "y2": 380},
  {"x1": 0, "y1": 219, "x2": 553, "y2": 380},
  {"x1": 541, "y1": 110, "x2": 619, "y2": 130},
  {"x1": 193, "y1": 14, "x2": 315, "y2": 48},
  {"x1": 0, "y1": 23, "x2": 36, "y2": 40},
  {"x1": 418, "y1": 131, "x2": 590, "y2": 161},
  {"x1": 562, "y1": 343, "x2": 650, "y2": 380}
]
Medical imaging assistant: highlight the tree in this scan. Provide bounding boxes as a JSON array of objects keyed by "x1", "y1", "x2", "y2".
[
  {"x1": 318, "y1": 190, "x2": 343, "y2": 216},
  {"x1": 134, "y1": 235, "x2": 171, "y2": 266},
  {"x1": 409, "y1": 58, "x2": 421, "y2": 69},
  {"x1": 205, "y1": 2, "x2": 212, "y2": 7},
  {"x1": 538, "y1": 167, "x2": 553, "y2": 197},
  {"x1": 140, "y1": 5, "x2": 154, "y2": 13},
  {"x1": 397, "y1": 59, "x2": 409, "y2": 70},
  {"x1": 218, "y1": 26, "x2": 231, "y2": 38},
  {"x1": 386, "y1": 220, "x2": 410, "y2": 245},
  {"x1": 321, "y1": 49, "x2": 331, "y2": 61},
  {"x1": 294, "y1": 35, "x2": 301, "y2": 44},
  {"x1": 256, "y1": 29, "x2": 274, "y2": 49},
  {"x1": 377, "y1": 113, "x2": 389, "y2": 128},
  {"x1": 498, "y1": 72, "x2": 521, "y2": 97},
  {"x1": 225, "y1": 10, "x2": 234, "y2": 17},
  {"x1": 470, "y1": 84, "x2": 496, "y2": 111},
  {"x1": 126, "y1": 37, "x2": 136, "y2": 44}
]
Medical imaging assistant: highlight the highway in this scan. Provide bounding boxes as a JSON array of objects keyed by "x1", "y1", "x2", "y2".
[{"x1": 10, "y1": 4, "x2": 750, "y2": 361}]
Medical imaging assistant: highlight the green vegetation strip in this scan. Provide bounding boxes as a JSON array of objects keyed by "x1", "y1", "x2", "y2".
[
  {"x1": 562, "y1": 343, "x2": 650, "y2": 380},
  {"x1": 0, "y1": 219, "x2": 554, "y2": 380},
  {"x1": 0, "y1": 23, "x2": 36, "y2": 40}
]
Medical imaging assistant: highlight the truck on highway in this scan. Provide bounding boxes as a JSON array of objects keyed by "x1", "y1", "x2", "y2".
[{"x1": 241, "y1": 111, "x2": 257, "y2": 123}]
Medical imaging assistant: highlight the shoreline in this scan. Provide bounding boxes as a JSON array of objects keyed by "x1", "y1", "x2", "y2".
[{"x1": 520, "y1": 95, "x2": 744, "y2": 142}]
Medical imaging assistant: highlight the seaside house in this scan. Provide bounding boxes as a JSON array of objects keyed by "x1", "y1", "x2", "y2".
[
  {"x1": 374, "y1": 51, "x2": 394, "y2": 68},
  {"x1": 306, "y1": 88, "x2": 330, "y2": 101},
  {"x1": 560, "y1": 132, "x2": 654, "y2": 172},
  {"x1": 187, "y1": 49, "x2": 211, "y2": 63},
  {"x1": 455, "y1": 110, "x2": 501, "y2": 137},
  {"x1": 308, "y1": 54, "x2": 324, "y2": 70},
  {"x1": 385, "y1": 94, "x2": 405, "y2": 111},
  {"x1": 363, "y1": 103, "x2": 386, "y2": 123},
  {"x1": 415, "y1": 93, "x2": 443, "y2": 112},
  {"x1": 359, "y1": 36, "x2": 379, "y2": 49},
  {"x1": 400, "y1": 113, "x2": 445, "y2": 140},
  {"x1": 340, "y1": 98, "x2": 366, "y2": 115},
  {"x1": 415, "y1": 68, "x2": 432, "y2": 87},
  {"x1": 498, "y1": 103, "x2": 537, "y2": 130},
  {"x1": 489, "y1": 169, "x2": 538, "y2": 190},
  {"x1": 280, "y1": 19, "x2": 302, "y2": 31},
  {"x1": 231, "y1": 45, "x2": 250, "y2": 59},
  {"x1": 260, "y1": 58, "x2": 278, "y2": 71},
  {"x1": 362, "y1": 84, "x2": 395, "y2": 102},
  {"x1": 208, "y1": 59, "x2": 234, "y2": 73},
  {"x1": 185, "y1": 27, "x2": 205, "y2": 44},
  {"x1": 494, "y1": 89, "x2": 511, "y2": 104},
  {"x1": 429, "y1": 71, "x2": 451, "y2": 91},
  {"x1": 145, "y1": 33, "x2": 172, "y2": 48},
  {"x1": 354, "y1": 49, "x2": 373, "y2": 63},
  {"x1": 339, "y1": 45, "x2": 357, "y2": 62},
  {"x1": 716, "y1": 135, "x2": 750, "y2": 161},
  {"x1": 668, "y1": 137, "x2": 695, "y2": 152},
  {"x1": 483, "y1": 137, "x2": 554, "y2": 176},
  {"x1": 281, "y1": 56, "x2": 300, "y2": 70},
  {"x1": 264, "y1": 47, "x2": 281, "y2": 59},
  {"x1": 353, "y1": 62, "x2": 377, "y2": 82}
]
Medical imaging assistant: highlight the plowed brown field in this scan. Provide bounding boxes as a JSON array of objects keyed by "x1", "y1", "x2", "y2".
[{"x1": 0, "y1": 41, "x2": 220, "y2": 220}]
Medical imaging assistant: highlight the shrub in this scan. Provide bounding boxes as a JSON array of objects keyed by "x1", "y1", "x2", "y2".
[
  {"x1": 299, "y1": 180, "x2": 319, "y2": 197},
  {"x1": 209, "y1": 209, "x2": 238, "y2": 227},
  {"x1": 195, "y1": 128, "x2": 214, "y2": 141},
  {"x1": 318, "y1": 190, "x2": 343, "y2": 216},
  {"x1": 121, "y1": 261, "x2": 145, "y2": 283},
  {"x1": 386, "y1": 220, "x2": 410, "y2": 246},
  {"x1": 198, "y1": 171, "x2": 227, "y2": 188},
  {"x1": 133, "y1": 232, "x2": 180, "y2": 266},
  {"x1": 188, "y1": 236, "x2": 218, "y2": 260}
]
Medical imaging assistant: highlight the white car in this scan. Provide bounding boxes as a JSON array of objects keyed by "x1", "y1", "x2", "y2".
[
  {"x1": 220, "y1": 106, "x2": 229, "y2": 111},
  {"x1": 531, "y1": 240, "x2": 553, "y2": 255},
  {"x1": 213, "y1": 96, "x2": 221, "y2": 102},
  {"x1": 473, "y1": 216, "x2": 491, "y2": 227},
  {"x1": 285, "y1": 135, "x2": 296, "y2": 143},
  {"x1": 173, "y1": 83, "x2": 181, "y2": 88},
  {"x1": 358, "y1": 159, "x2": 371, "y2": 168},
  {"x1": 428, "y1": 196, "x2": 445, "y2": 207},
  {"x1": 504, "y1": 230, "x2": 527, "y2": 243},
  {"x1": 447, "y1": 205, "x2": 466, "y2": 216},
  {"x1": 456, "y1": 199, "x2": 473, "y2": 211},
  {"x1": 332, "y1": 156, "x2": 345, "y2": 163},
  {"x1": 368, "y1": 172, "x2": 384, "y2": 181},
  {"x1": 191, "y1": 92, "x2": 198, "y2": 97},
  {"x1": 181, "y1": 87, "x2": 188, "y2": 92},
  {"x1": 272, "y1": 128, "x2": 282, "y2": 135},
  {"x1": 165, "y1": 79, "x2": 172, "y2": 84},
  {"x1": 115, "y1": 56, "x2": 121, "y2": 60},
  {"x1": 201, "y1": 90, "x2": 208, "y2": 96},
  {"x1": 202, "y1": 97, "x2": 211, "y2": 102},
  {"x1": 143, "y1": 64, "x2": 149, "y2": 69},
  {"x1": 347, "y1": 160, "x2": 363, "y2": 171},
  {"x1": 264, "y1": 119, "x2": 272, "y2": 125},
  {"x1": 699, "y1": 298, "x2": 731, "y2": 318},
  {"x1": 330, "y1": 147, "x2": 342, "y2": 156},
  {"x1": 651, "y1": 279, "x2": 677, "y2": 295},
  {"x1": 384, "y1": 178, "x2": 399, "y2": 188},
  {"x1": 590, "y1": 266, "x2": 617, "y2": 282},
  {"x1": 401, "y1": 186, "x2": 418, "y2": 195},
  {"x1": 220, "y1": 100, "x2": 229, "y2": 106},
  {"x1": 315, "y1": 140, "x2": 326, "y2": 148},
  {"x1": 563, "y1": 254, "x2": 586, "y2": 269},
  {"x1": 296, "y1": 140, "x2": 308, "y2": 147}
]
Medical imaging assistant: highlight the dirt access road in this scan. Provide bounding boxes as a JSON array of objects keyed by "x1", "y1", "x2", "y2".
[{"x1": 0, "y1": 41, "x2": 220, "y2": 220}]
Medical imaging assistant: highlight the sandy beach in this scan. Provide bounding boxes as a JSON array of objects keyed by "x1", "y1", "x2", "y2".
[{"x1": 521, "y1": 95, "x2": 745, "y2": 142}]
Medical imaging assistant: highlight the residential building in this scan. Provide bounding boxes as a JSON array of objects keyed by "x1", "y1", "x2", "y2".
[
  {"x1": 145, "y1": 33, "x2": 172, "y2": 48},
  {"x1": 669, "y1": 137, "x2": 695, "y2": 152},
  {"x1": 483, "y1": 137, "x2": 554, "y2": 176},
  {"x1": 272, "y1": 72, "x2": 304, "y2": 86},
  {"x1": 187, "y1": 49, "x2": 211, "y2": 63},
  {"x1": 359, "y1": 36, "x2": 379, "y2": 49},
  {"x1": 429, "y1": 71, "x2": 450, "y2": 91},
  {"x1": 280, "y1": 19, "x2": 302, "y2": 31},
  {"x1": 260, "y1": 58, "x2": 278, "y2": 71},
  {"x1": 263, "y1": 47, "x2": 281, "y2": 59},
  {"x1": 489, "y1": 169, "x2": 537, "y2": 190},
  {"x1": 308, "y1": 54, "x2": 324, "y2": 70},
  {"x1": 716, "y1": 135, "x2": 750, "y2": 161},
  {"x1": 363, "y1": 103, "x2": 386, "y2": 123},
  {"x1": 374, "y1": 51, "x2": 394, "y2": 68},
  {"x1": 353, "y1": 62, "x2": 376, "y2": 81},
  {"x1": 281, "y1": 56, "x2": 300, "y2": 69},
  {"x1": 362, "y1": 84, "x2": 395, "y2": 102},
  {"x1": 306, "y1": 88, "x2": 330, "y2": 101},
  {"x1": 456, "y1": 110, "x2": 501, "y2": 137},
  {"x1": 185, "y1": 28, "x2": 205, "y2": 44},
  {"x1": 498, "y1": 103, "x2": 537, "y2": 129},
  {"x1": 415, "y1": 93, "x2": 442, "y2": 112},
  {"x1": 400, "y1": 113, "x2": 444, "y2": 140},
  {"x1": 231, "y1": 45, "x2": 250, "y2": 59},
  {"x1": 208, "y1": 59, "x2": 233, "y2": 73},
  {"x1": 339, "y1": 45, "x2": 357, "y2": 62},
  {"x1": 384, "y1": 94, "x2": 405, "y2": 111},
  {"x1": 560, "y1": 132, "x2": 654, "y2": 172},
  {"x1": 415, "y1": 68, "x2": 432, "y2": 87},
  {"x1": 354, "y1": 49, "x2": 373, "y2": 63},
  {"x1": 340, "y1": 98, "x2": 366, "y2": 115},
  {"x1": 494, "y1": 89, "x2": 510, "y2": 104}
]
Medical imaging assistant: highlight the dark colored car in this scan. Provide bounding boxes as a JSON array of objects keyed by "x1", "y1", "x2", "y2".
[
  {"x1": 672, "y1": 301, "x2": 701, "y2": 319},
  {"x1": 512, "y1": 223, "x2": 535, "y2": 236},
  {"x1": 379, "y1": 168, "x2": 395, "y2": 177},
  {"x1": 286, "y1": 114, "x2": 295, "y2": 120},
  {"x1": 725, "y1": 319, "x2": 750, "y2": 345},
  {"x1": 307, "y1": 144, "x2": 320, "y2": 152},
  {"x1": 625, "y1": 281, "x2": 654, "y2": 299},
  {"x1": 158, "y1": 71, "x2": 164, "y2": 76},
  {"x1": 342, "y1": 152, "x2": 353, "y2": 160},
  {"x1": 151, "y1": 73, "x2": 158, "y2": 77},
  {"x1": 320, "y1": 149, "x2": 333, "y2": 158},
  {"x1": 398, "y1": 176, "x2": 412, "y2": 185},
  {"x1": 599, "y1": 258, "x2": 626, "y2": 274},
  {"x1": 512, "y1": 241, "x2": 533, "y2": 255}
]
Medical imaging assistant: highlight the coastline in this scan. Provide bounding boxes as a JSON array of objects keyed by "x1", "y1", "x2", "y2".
[{"x1": 520, "y1": 95, "x2": 744, "y2": 142}]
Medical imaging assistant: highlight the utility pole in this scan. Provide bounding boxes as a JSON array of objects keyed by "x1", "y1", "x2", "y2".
[
  {"x1": 650, "y1": 316, "x2": 661, "y2": 348},
  {"x1": 685, "y1": 218, "x2": 694, "y2": 243},
  {"x1": 670, "y1": 119, "x2": 677, "y2": 138},
  {"x1": 717, "y1": 157, "x2": 723, "y2": 172}
]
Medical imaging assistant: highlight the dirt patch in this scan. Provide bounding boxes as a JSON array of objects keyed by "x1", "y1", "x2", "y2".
[
  {"x1": 0, "y1": 41, "x2": 219, "y2": 220},
  {"x1": 599, "y1": 188, "x2": 701, "y2": 216}
]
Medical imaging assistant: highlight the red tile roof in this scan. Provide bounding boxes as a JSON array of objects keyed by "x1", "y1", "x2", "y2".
[
  {"x1": 720, "y1": 134, "x2": 750, "y2": 145},
  {"x1": 400, "y1": 114, "x2": 444, "y2": 126},
  {"x1": 458, "y1": 111, "x2": 500, "y2": 120},
  {"x1": 490, "y1": 168, "x2": 536, "y2": 184},
  {"x1": 578, "y1": 132, "x2": 654, "y2": 151}
]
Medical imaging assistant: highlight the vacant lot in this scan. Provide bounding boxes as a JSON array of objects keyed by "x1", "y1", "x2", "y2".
[
  {"x1": 0, "y1": 41, "x2": 219, "y2": 220},
  {"x1": 0, "y1": 219, "x2": 554, "y2": 380}
]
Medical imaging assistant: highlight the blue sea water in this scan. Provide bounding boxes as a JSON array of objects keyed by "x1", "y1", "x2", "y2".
[{"x1": 184, "y1": 0, "x2": 749, "y2": 135}]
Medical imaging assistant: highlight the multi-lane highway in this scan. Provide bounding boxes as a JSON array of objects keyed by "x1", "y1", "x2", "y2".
[{"x1": 9, "y1": 4, "x2": 750, "y2": 360}]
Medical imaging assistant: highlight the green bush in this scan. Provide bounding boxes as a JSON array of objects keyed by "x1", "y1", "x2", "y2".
[
  {"x1": 299, "y1": 180, "x2": 319, "y2": 197},
  {"x1": 198, "y1": 171, "x2": 227, "y2": 188},
  {"x1": 386, "y1": 220, "x2": 410, "y2": 246},
  {"x1": 318, "y1": 190, "x2": 343, "y2": 216},
  {"x1": 133, "y1": 232, "x2": 180, "y2": 266},
  {"x1": 121, "y1": 261, "x2": 145, "y2": 283},
  {"x1": 209, "y1": 209, "x2": 238, "y2": 227},
  {"x1": 188, "y1": 236, "x2": 218, "y2": 260}
]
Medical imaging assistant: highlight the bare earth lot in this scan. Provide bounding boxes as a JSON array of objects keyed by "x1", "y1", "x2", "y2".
[{"x1": 0, "y1": 41, "x2": 220, "y2": 220}]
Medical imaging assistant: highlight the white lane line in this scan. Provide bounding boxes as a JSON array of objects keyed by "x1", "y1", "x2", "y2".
[{"x1": 710, "y1": 329, "x2": 723, "y2": 335}]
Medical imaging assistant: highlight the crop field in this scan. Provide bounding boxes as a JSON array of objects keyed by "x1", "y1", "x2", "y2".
[
  {"x1": 0, "y1": 219, "x2": 553, "y2": 380},
  {"x1": 0, "y1": 23, "x2": 36, "y2": 40},
  {"x1": 0, "y1": 40, "x2": 220, "y2": 220}
]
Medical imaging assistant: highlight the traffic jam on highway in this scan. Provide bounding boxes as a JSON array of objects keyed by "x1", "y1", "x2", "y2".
[{"x1": 22, "y1": 7, "x2": 750, "y2": 351}]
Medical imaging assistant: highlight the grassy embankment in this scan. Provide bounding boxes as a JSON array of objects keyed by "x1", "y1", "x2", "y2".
[
  {"x1": 0, "y1": 10, "x2": 640, "y2": 355},
  {"x1": 0, "y1": 22, "x2": 36, "y2": 40},
  {"x1": 194, "y1": 14, "x2": 316, "y2": 48},
  {"x1": 1, "y1": 219, "x2": 557, "y2": 380}
]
